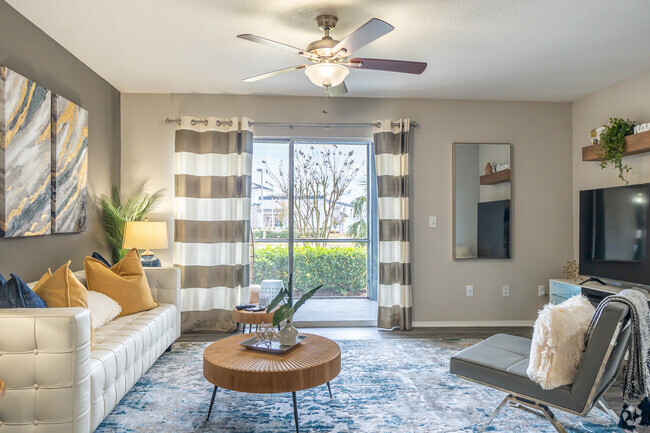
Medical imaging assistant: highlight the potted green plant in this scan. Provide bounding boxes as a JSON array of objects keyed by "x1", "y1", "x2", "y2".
[
  {"x1": 266, "y1": 274, "x2": 323, "y2": 345},
  {"x1": 598, "y1": 117, "x2": 636, "y2": 183},
  {"x1": 95, "y1": 185, "x2": 164, "y2": 263}
]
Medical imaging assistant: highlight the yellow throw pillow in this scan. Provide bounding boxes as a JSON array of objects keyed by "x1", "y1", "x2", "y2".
[
  {"x1": 84, "y1": 248, "x2": 159, "y2": 317},
  {"x1": 33, "y1": 261, "x2": 93, "y2": 348},
  {"x1": 34, "y1": 261, "x2": 88, "y2": 308}
]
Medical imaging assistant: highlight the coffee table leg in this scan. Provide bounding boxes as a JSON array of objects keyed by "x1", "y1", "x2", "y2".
[
  {"x1": 292, "y1": 391, "x2": 299, "y2": 433},
  {"x1": 206, "y1": 386, "x2": 218, "y2": 422},
  {"x1": 326, "y1": 381, "x2": 333, "y2": 398}
]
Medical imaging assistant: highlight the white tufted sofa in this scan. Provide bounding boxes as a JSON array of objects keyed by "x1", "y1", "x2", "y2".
[{"x1": 0, "y1": 267, "x2": 181, "y2": 433}]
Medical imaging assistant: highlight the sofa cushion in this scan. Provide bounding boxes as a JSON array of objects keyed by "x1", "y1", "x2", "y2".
[
  {"x1": 89, "y1": 303, "x2": 177, "y2": 431},
  {"x1": 88, "y1": 291, "x2": 122, "y2": 330},
  {"x1": 85, "y1": 248, "x2": 159, "y2": 316},
  {"x1": 450, "y1": 334, "x2": 572, "y2": 407},
  {"x1": 0, "y1": 273, "x2": 47, "y2": 308}
]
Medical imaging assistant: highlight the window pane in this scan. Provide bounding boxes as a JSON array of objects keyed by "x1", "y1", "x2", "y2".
[
  {"x1": 292, "y1": 242, "x2": 367, "y2": 298},
  {"x1": 252, "y1": 141, "x2": 289, "y2": 238},
  {"x1": 292, "y1": 143, "x2": 367, "y2": 240},
  {"x1": 252, "y1": 241, "x2": 289, "y2": 285}
]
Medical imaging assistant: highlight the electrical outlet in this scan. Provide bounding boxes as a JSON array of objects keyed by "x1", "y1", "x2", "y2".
[
  {"x1": 538, "y1": 285, "x2": 546, "y2": 296},
  {"x1": 503, "y1": 285, "x2": 510, "y2": 297},
  {"x1": 429, "y1": 216, "x2": 437, "y2": 228},
  {"x1": 466, "y1": 285, "x2": 474, "y2": 297}
]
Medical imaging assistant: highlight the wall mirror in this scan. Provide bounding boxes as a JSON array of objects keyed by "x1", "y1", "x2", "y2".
[{"x1": 453, "y1": 143, "x2": 512, "y2": 260}]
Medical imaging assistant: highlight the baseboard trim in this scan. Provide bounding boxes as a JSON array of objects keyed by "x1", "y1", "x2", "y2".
[
  {"x1": 412, "y1": 320, "x2": 534, "y2": 328},
  {"x1": 293, "y1": 320, "x2": 377, "y2": 328}
]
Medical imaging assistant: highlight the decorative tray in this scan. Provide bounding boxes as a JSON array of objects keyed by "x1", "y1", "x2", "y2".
[{"x1": 239, "y1": 335, "x2": 307, "y2": 354}]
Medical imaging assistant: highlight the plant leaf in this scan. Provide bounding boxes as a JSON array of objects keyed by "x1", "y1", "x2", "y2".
[
  {"x1": 293, "y1": 284, "x2": 323, "y2": 312},
  {"x1": 272, "y1": 303, "x2": 294, "y2": 327},
  {"x1": 266, "y1": 287, "x2": 288, "y2": 314}
]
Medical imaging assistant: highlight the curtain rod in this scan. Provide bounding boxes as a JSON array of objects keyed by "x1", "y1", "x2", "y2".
[{"x1": 164, "y1": 118, "x2": 418, "y2": 129}]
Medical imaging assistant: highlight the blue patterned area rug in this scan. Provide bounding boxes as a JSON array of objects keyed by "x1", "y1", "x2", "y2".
[{"x1": 97, "y1": 338, "x2": 620, "y2": 432}]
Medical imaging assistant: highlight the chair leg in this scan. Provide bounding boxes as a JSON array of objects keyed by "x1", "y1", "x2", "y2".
[
  {"x1": 597, "y1": 398, "x2": 619, "y2": 422},
  {"x1": 478, "y1": 396, "x2": 510, "y2": 433},
  {"x1": 478, "y1": 395, "x2": 567, "y2": 433},
  {"x1": 539, "y1": 404, "x2": 568, "y2": 433}
]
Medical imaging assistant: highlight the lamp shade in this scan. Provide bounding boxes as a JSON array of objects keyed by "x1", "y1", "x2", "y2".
[
  {"x1": 305, "y1": 63, "x2": 349, "y2": 88},
  {"x1": 122, "y1": 221, "x2": 168, "y2": 250}
]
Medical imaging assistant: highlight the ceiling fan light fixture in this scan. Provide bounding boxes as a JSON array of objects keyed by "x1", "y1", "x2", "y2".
[{"x1": 305, "y1": 63, "x2": 349, "y2": 88}]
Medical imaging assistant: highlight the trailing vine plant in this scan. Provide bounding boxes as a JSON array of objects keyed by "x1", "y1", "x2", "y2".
[{"x1": 598, "y1": 117, "x2": 636, "y2": 183}]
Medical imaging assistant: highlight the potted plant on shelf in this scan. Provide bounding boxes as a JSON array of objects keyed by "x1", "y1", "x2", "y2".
[
  {"x1": 597, "y1": 117, "x2": 636, "y2": 183},
  {"x1": 266, "y1": 274, "x2": 323, "y2": 346}
]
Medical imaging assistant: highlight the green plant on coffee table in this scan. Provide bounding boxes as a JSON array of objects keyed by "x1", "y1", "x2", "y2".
[
  {"x1": 598, "y1": 117, "x2": 636, "y2": 183},
  {"x1": 266, "y1": 274, "x2": 323, "y2": 327}
]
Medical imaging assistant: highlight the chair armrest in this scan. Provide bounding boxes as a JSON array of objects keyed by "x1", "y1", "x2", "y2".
[
  {"x1": 0, "y1": 307, "x2": 91, "y2": 433},
  {"x1": 145, "y1": 267, "x2": 181, "y2": 306}
]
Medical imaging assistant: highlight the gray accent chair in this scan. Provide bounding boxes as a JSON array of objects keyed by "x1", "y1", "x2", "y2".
[{"x1": 450, "y1": 301, "x2": 631, "y2": 433}]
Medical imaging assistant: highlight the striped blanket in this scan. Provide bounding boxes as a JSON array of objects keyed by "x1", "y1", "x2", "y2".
[{"x1": 584, "y1": 289, "x2": 650, "y2": 430}]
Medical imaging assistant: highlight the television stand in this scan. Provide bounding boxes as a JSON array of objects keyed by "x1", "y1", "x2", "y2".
[
  {"x1": 549, "y1": 278, "x2": 650, "y2": 307},
  {"x1": 577, "y1": 277, "x2": 607, "y2": 286}
]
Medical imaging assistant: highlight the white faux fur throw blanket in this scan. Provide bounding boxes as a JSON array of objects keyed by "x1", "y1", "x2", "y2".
[{"x1": 527, "y1": 295, "x2": 595, "y2": 390}]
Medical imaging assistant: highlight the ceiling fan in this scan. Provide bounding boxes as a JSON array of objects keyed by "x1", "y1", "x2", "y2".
[{"x1": 237, "y1": 15, "x2": 427, "y2": 96}]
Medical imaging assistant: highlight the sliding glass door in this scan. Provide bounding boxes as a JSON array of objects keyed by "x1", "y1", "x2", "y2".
[{"x1": 251, "y1": 138, "x2": 371, "y2": 300}]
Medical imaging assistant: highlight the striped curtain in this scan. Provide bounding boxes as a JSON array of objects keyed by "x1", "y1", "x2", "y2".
[
  {"x1": 174, "y1": 116, "x2": 253, "y2": 332},
  {"x1": 374, "y1": 119, "x2": 413, "y2": 330}
]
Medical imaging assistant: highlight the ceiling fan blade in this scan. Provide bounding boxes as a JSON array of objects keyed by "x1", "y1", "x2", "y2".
[
  {"x1": 348, "y1": 58, "x2": 427, "y2": 74},
  {"x1": 328, "y1": 81, "x2": 348, "y2": 97},
  {"x1": 243, "y1": 65, "x2": 307, "y2": 82},
  {"x1": 237, "y1": 34, "x2": 306, "y2": 56},
  {"x1": 333, "y1": 18, "x2": 394, "y2": 56}
]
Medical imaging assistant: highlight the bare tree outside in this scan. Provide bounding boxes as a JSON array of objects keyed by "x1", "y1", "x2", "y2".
[{"x1": 263, "y1": 144, "x2": 364, "y2": 240}]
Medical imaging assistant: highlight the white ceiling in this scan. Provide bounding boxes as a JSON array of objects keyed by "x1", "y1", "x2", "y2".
[{"x1": 7, "y1": 0, "x2": 650, "y2": 101}]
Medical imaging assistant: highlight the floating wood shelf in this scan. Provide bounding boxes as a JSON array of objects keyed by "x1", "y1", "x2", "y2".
[
  {"x1": 582, "y1": 130, "x2": 650, "y2": 161},
  {"x1": 480, "y1": 169, "x2": 511, "y2": 185}
]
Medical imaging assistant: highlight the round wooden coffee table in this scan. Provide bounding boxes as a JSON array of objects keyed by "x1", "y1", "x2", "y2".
[
  {"x1": 232, "y1": 307, "x2": 275, "y2": 333},
  {"x1": 203, "y1": 333, "x2": 341, "y2": 433}
]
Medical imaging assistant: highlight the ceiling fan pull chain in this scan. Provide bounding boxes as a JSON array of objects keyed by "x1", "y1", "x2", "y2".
[{"x1": 322, "y1": 87, "x2": 328, "y2": 115}]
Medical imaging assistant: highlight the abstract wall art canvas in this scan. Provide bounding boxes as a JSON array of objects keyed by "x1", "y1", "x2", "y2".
[
  {"x1": 0, "y1": 67, "x2": 52, "y2": 237},
  {"x1": 51, "y1": 94, "x2": 88, "y2": 233}
]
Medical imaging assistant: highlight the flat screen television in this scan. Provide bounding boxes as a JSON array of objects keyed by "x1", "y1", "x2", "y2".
[
  {"x1": 579, "y1": 183, "x2": 650, "y2": 285},
  {"x1": 477, "y1": 199, "x2": 510, "y2": 259}
]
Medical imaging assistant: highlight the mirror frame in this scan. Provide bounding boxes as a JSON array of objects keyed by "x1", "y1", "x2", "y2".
[{"x1": 452, "y1": 142, "x2": 512, "y2": 260}]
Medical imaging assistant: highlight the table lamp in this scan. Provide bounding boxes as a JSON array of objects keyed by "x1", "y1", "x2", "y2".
[{"x1": 122, "y1": 219, "x2": 168, "y2": 267}]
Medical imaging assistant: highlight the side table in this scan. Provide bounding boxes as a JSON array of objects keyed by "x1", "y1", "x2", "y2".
[{"x1": 232, "y1": 307, "x2": 275, "y2": 333}]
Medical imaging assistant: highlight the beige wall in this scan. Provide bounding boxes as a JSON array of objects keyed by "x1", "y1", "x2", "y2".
[
  {"x1": 0, "y1": 1, "x2": 120, "y2": 281},
  {"x1": 572, "y1": 71, "x2": 650, "y2": 256},
  {"x1": 121, "y1": 93, "x2": 572, "y2": 323}
]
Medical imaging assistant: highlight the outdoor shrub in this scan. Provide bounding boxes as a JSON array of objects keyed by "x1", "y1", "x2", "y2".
[
  {"x1": 253, "y1": 244, "x2": 367, "y2": 296},
  {"x1": 253, "y1": 229, "x2": 289, "y2": 239}
]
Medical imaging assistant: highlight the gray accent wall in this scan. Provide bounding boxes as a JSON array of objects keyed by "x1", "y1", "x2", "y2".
[
  {"x1": 0, "y1": 1, "x2": 120, "y2": 280},
  {"x1": 121, "y1": 93, "x2": 572, "y2": 324}
]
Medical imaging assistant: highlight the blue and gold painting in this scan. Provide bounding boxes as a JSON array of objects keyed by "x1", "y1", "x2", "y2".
[
  {"x1": 51, "y1": 94, "x2": 88, "y2": 233},
  {"x1": 0, "y1": 67, "x2": 52, "y2": 237}
]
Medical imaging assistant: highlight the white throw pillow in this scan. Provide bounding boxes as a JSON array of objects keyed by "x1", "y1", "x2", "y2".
[
  {"x1": 527, "y1": 295, "x2": 595, "y2": 390},
  {"x1": 87, "y1": 290, "x2": 122, "y2": 330}
]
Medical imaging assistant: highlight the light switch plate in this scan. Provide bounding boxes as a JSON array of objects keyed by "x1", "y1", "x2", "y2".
[{"x1": 429, "y1": 216, "x2": 437, "y2": 228}]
